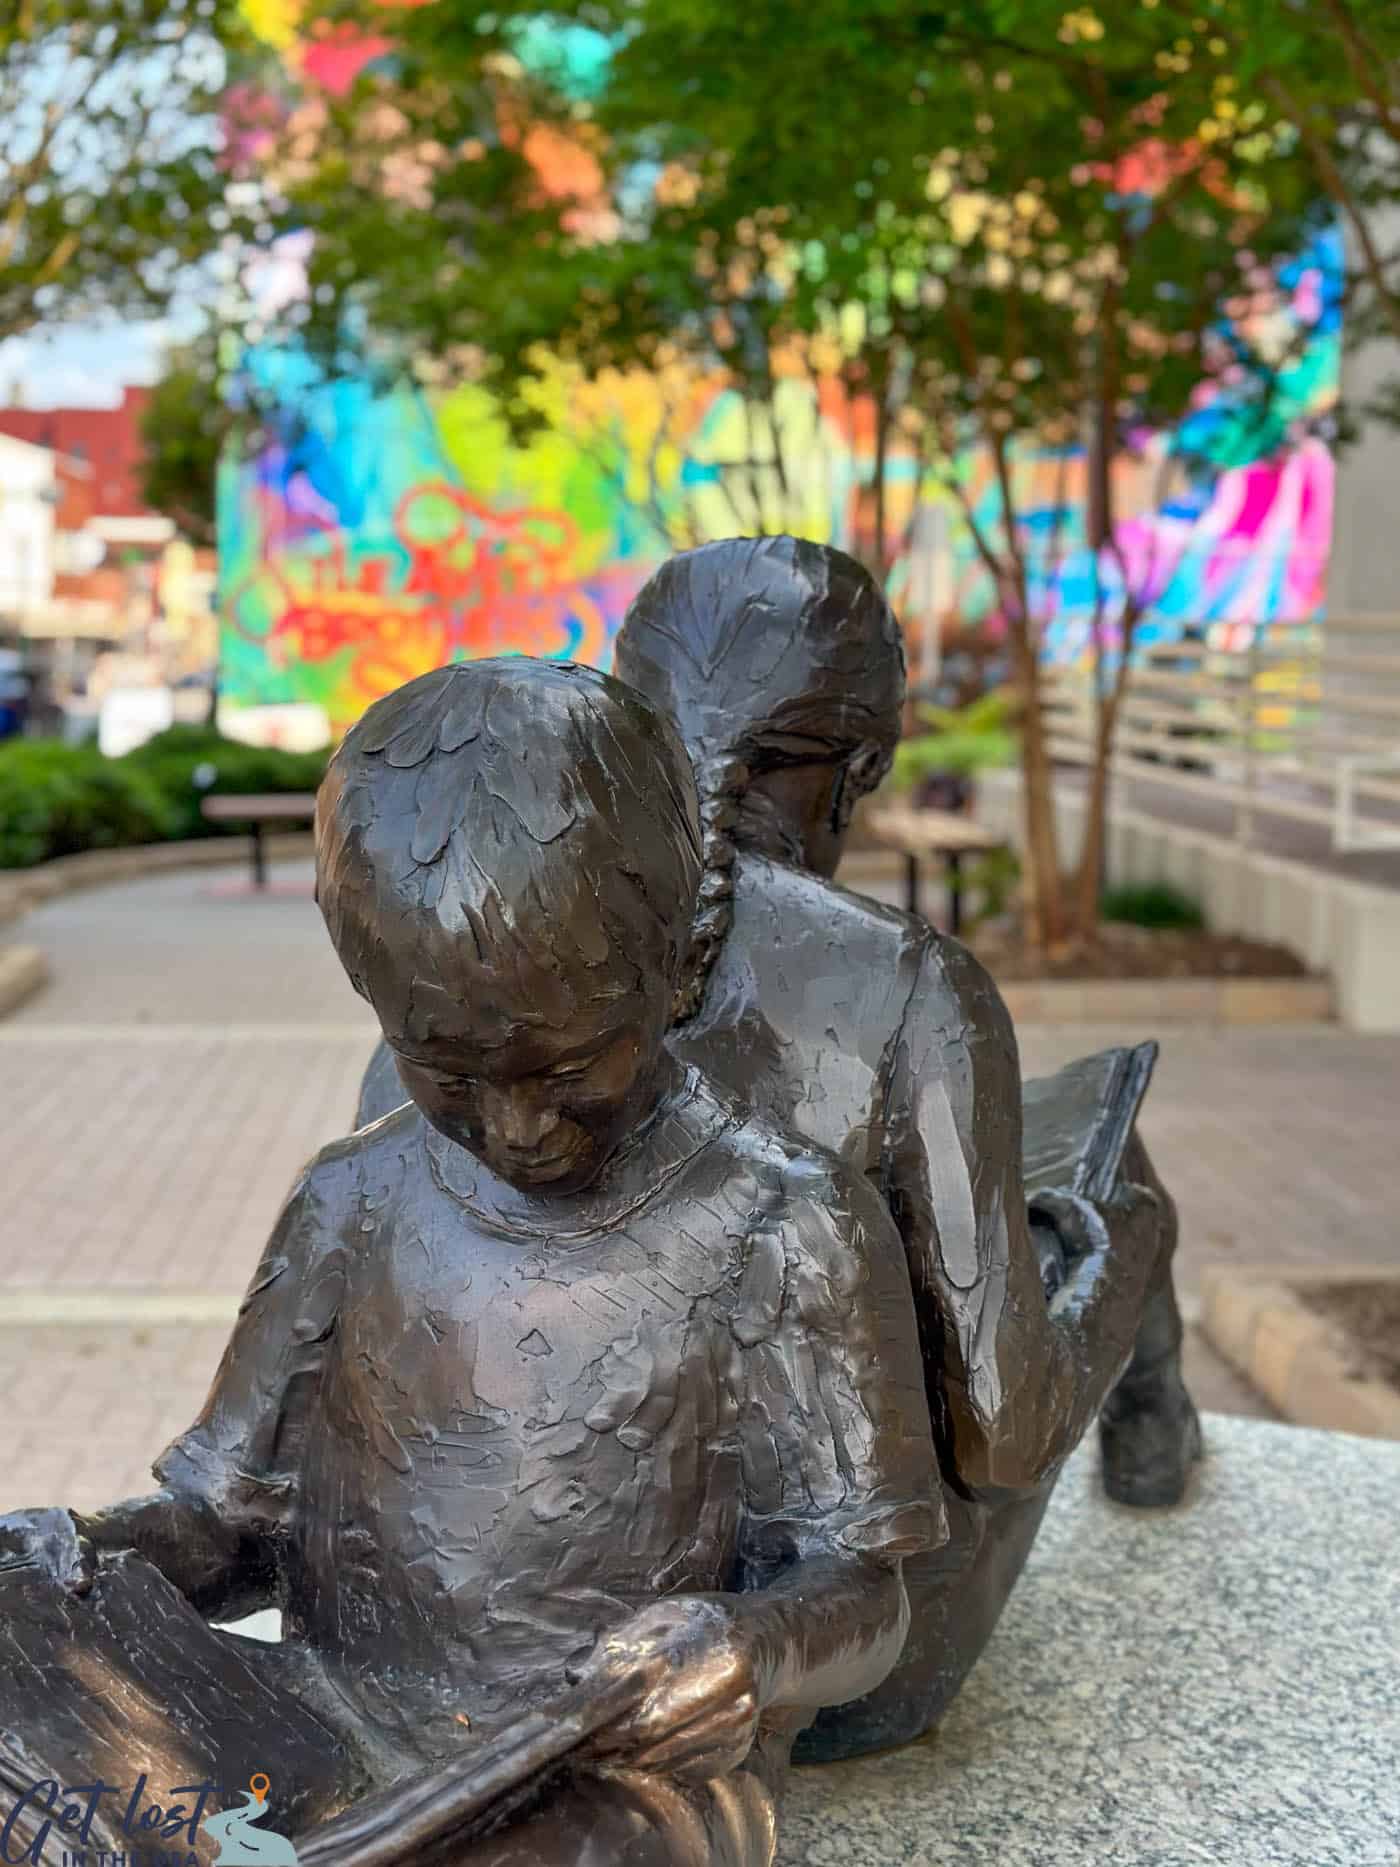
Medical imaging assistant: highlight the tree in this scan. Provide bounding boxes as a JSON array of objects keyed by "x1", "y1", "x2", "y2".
[
  {"x1": 1176, "y1": 0, "x2": 1400, "y2": 352},
  {"x1": 272, "y1": 28, "x2": 886, "y2": 563},
  {"x1": 1221, "y1": 0, "x2": 1400, "y2": 427},
  {"x1": 140, "y1": 337, "x2": 236, "y2": 548},
  {"x1": 280, "y1": 0, "x2": 1325, "y2": 950},
  {"x1": 934, "y1": 1, "x2": 1400, "y2": 402},
  {"x1": 0, "y1": 0, "x2": 258, "y2": 345}
]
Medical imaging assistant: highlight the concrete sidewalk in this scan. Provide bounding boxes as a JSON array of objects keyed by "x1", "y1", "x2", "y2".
[{"x1": 3, "y1": 858, "x2": 1397, "y2": 1512}]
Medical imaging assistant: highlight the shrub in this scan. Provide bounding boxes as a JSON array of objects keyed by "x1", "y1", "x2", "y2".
[
  {"x1": 121, "y1": 727, "x2": 329, "y2": 840},
  {"x1": 0, "y1": 741, "x2": 177, "y2": 869},
  {"x1": 1100, "y1": 882, "x2": 1206, "y2": 932},
  {"x1": 962, "y1": 845, "x2": 1022, "y2": 930},
  {"x1": 0, "y1": 730, "x2": 330, "y2": 869},
  {"x1": 889, "y1": 693, "x2": 1019, "y2": 792}
]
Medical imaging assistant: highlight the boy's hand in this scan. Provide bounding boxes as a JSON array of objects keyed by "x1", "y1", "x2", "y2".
[
  {"x1": 0, "y1": 1507, "x2": 95, "y2": 1595},
  {"x1": 574, "y1": 1596, "x2": 761, "y2": 1785}
]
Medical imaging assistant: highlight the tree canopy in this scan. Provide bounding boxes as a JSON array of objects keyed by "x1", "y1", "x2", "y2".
[
  {"x1": 280, "y1": 0, "x2": 1342, "y2": 943},
  {"x1": 0, "y1": 0, "x2": 259, "y2": 345}
]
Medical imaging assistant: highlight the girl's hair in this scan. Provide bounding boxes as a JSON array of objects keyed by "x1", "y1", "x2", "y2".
[
  {"x1": 316, "y1": 658, "x2": 702, "y2": 1035},
  {"x1": 615, "y1": 536, "x2": 904, "y2": 1018}
]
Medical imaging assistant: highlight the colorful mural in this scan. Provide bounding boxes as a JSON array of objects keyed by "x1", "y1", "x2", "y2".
[
  {"x1": 952, "y1": 224, "x2": 1341, "y2": 666},
  {"x1": 220, "y1": 365, "x2": 842, "y2": 729},
  {"x1": 221, "y1": 269, "x2": 1339, "y2": 728},
  {"x1": 220, "y1": 6, "x2": 1341, "y2": 728},
  {"x1": 220, "y1": 374, "x2": 650, "y2": 728}
]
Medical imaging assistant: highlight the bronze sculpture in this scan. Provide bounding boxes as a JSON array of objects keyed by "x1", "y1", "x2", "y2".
[
  {"x1": 0, "y1": 659, "x2": 943, "y2": 1867},
  {"x1": 1, "y1": 544, "x2": 1202, "y2": 1863},
  {"x1": 355, "y1": 537, "x2": 1202, "y2": 1760}
]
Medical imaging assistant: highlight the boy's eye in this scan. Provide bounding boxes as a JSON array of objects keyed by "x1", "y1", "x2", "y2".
[
  {"x1": 547, "y1": 1058, "x2": 595, "y2": 1081},
  {"x1": 417, "y1": 1064, "x2": 475, "y2": 1091}
]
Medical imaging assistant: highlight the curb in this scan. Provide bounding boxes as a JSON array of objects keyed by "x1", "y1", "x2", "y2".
[
  {"x1": 0, "y1": 832, "x2": 316, "y2": 927},
  {"x1": 0, "y1": 945, "x2": 47, "y2": 1018},
  {"x1": 1200, "y1": 1264, "x2": 1400, "y2": 1440},
  {"x1": 0, "y1": 1287, "x2": 241, "y2": 1326}
]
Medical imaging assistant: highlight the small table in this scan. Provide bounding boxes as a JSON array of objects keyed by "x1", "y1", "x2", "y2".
[
  {"x1": 200, "y1": 793, "x2": 319, "y2": 889},
  {"x1": 866, "y1": 805, "x2": 1006, "y2": 936}
]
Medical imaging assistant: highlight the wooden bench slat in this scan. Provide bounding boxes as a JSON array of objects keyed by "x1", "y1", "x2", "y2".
[
  {"x1": 200, "y1": 793, "x2": 319, "y2": 821},
  {"x1": 866, "y1": 806, "x2": 1004, "y2": 856}
]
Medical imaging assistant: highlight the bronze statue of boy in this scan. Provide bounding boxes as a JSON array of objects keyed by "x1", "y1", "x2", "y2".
[{"x1": 0, "y1": 660, "x2": 940, "y2": 1867}]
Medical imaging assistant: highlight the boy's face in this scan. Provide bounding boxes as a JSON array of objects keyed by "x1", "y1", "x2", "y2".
[{"x1": 383, "y1": 978, "x2": 673, "y2": 1197}]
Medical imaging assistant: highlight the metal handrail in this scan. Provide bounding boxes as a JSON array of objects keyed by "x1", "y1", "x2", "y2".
[{"x1": 1041, "y1": 618, "x2": 1400, "y2": 854}]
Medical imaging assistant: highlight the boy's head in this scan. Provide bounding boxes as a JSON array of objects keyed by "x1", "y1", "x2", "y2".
[{"x1": 317, "y1": 658, "x2": 702, "y2": 1195}]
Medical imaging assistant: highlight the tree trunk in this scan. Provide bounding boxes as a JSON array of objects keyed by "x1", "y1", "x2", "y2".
[
  {"x1": 1073, "y1": 686, "x2": 1118, "y2": 937},
  {"x1": 1008, "y1": 619, "x2": 1066, "y2": 951},
  {"x1": 873, "y1": 383, "x2": 890, "y2": 580},
  {"x1": 1074, "y1": 519, "x2": 1142, "y2": 935}
]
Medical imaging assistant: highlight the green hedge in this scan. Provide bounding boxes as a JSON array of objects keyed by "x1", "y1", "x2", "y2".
[
  {"x1": 0, "y1": 729, "x2": 329, "y2": 870},
  {"x1": 0, "y1": 741, "x2": 177, "y2": 869},
  {"x1": 121, "y1": 726, "x2": 329, "y2": 841}
]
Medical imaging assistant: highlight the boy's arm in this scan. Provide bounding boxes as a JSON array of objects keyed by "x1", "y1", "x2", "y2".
[
  {"x1": 885, "y1": 937, "x2": 1157, "y2": 1499},
  {"x1": 576, "y1": 1551, "x2": 909, "y2": 1783},
  {"x1": 730, "y1": 1165, "x2": 942, "y2": 1709},
  {"x1": 35, "y1": 1157, "x2": 348, "y2": 1616}
]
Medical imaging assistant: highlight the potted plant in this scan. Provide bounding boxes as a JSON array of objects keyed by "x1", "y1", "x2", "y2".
[{"x1": 889, "y1": 690, "x2": 1020, "y2": 813}]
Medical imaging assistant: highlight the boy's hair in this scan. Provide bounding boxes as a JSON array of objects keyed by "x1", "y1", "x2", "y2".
[{"x1": 316, "y1": 658, "x2": 703, "y2": 1045}]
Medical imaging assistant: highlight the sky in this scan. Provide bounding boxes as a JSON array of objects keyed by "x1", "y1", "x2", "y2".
[
  {"x1": 0, "y1": 204, "x2": 300, "y2": 410},
  {"x1": 0, "y1": 321, "x2": 173, "y2": 410}
]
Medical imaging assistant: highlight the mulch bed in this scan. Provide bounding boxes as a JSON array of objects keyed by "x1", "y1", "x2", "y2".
[
  {"x1": 1308, "y1": 1284, "x2": 1400, "y2": 1397},
  {"x1": 970, "y1": 921, "x2": 1308, "y2": 983}
]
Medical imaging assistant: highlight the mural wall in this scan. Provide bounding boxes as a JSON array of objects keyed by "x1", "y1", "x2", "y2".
[
  {"x1": 220, "y1": 8, "x2": 1341, "y2": 729},
  {"x1": 218, "y1": 364, "x2": 877, "y2": 730},
  {"x1": 954, "y1": 225, "x2": 1341, "y2": 667},
  {"x1": 221, "y1": 267, "x2": 1339, "y2": 730},
  {"x1": 220, "y1": 376, "x2": 652, "y2": 731}
]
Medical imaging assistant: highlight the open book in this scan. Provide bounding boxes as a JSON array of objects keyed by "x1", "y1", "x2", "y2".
[
  {"x1": 297, "y1": 1672, "x2": 643, "y2": 1867},
  {"x1": 1021, "y1": 1042, "x2": 1159, "y2": 1208}
]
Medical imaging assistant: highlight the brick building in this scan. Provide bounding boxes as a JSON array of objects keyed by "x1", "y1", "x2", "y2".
[{"x1": 0, "y1": 386, "x2": 155, "y2": 522}]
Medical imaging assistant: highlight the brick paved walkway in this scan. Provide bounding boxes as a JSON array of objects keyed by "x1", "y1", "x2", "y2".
[
  {"x1": 2, "y1": 857, "x2": 1397, "y2": 1512},
  {"x1": 0, "y1": 861, "x2": 377, "y2": 1510}
]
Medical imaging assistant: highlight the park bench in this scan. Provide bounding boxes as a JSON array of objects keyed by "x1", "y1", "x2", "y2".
[
  {"x1": 200, "y1": 792, "x2": 319, "y2": 889},
  {"x1": 866, "y1": 804, "x2": 1007, "y2": 936}
]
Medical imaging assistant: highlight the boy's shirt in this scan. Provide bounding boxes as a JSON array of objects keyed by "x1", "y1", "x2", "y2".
[{"x1": 158, "y1": 1072, "x2": 943, "y2": 1760}]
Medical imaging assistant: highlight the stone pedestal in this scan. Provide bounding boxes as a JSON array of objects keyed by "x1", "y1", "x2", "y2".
[{"x1": 781, "y1": 1414, "x2": 1400, "y2": 1865}]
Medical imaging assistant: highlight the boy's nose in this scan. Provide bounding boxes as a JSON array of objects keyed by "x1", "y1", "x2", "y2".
[{"x1": 491, "y1": 1090, "x2": 562, "y2": 1154}]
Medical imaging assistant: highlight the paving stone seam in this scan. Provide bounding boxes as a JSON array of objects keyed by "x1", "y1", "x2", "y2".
[{"x1": 0, "y1": 1287, "x2": 242, "y2": 1324}]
